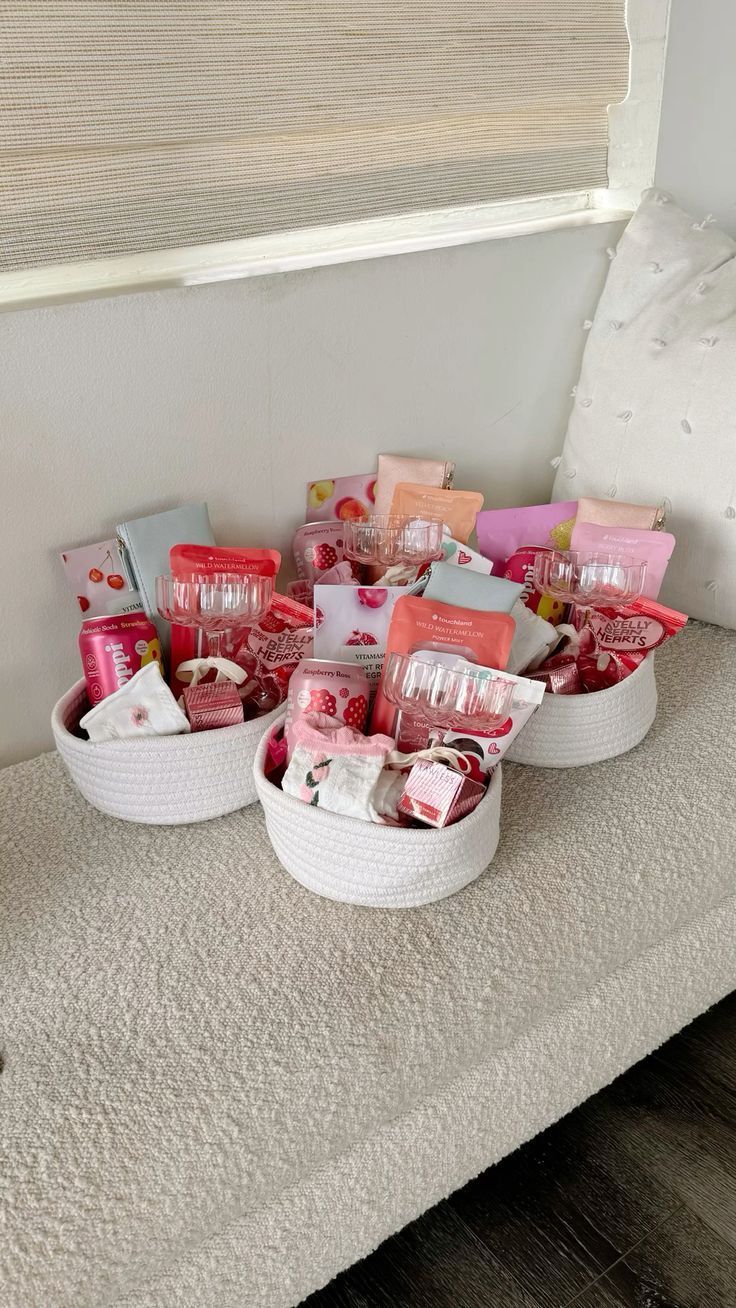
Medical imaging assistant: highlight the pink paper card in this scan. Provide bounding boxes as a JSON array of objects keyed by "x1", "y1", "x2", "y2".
[
  {"x1": 306, "y1": 473, "x2": 377, "y2": 523},
  {"x1": 59, "y1": 538, "x2": 140, "y2": 618},
  {"x1": 313, "y1": 584, "x2": 404, "y2": 685}
]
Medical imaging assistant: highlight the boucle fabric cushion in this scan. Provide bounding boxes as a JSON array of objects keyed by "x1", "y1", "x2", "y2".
[
  {"x1": 552, "y1": 189, "x2": 736, "y2": 628},
  {"x1": 1, "y1": 622, "x2": 735, "y2": 1307}
]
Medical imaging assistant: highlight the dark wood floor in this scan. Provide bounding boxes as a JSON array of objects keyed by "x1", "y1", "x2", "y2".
[{"x1": 304, "y1": 992, "x2": 736, "y2": 1308}]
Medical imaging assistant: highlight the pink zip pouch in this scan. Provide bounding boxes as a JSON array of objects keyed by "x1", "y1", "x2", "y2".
[
  {"x1": 576, "y1": 496, "x2": 666, "y2": 532},
  {"x1": 569, "y1": 522, "x2": 676, "y2": 600},
  {"x1": 373, "y1": 454, "x2": 454, "y2": 517},
  {"x1": 476, "y1": 501, "x2": 578, "y2": 573}
]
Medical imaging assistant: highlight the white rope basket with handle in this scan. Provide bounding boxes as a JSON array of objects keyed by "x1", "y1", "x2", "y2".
[
  {"x1": 253, "y1": 713, "x2": 503, "y2": 908},
  {"x1": 506, "y1": 655, "x2": 657, "y2": 768},
  {"x1": 52, "y1": 678, "x2": 282, "y2": 824}
]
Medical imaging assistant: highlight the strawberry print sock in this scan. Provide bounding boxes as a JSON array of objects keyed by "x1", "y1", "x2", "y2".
[{"x1": 282, "y1": 712, "x2": 396, "y2": 823}]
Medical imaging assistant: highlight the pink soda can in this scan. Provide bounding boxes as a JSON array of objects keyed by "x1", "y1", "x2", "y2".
[
  {"x1": 292, "y1": 521, "x2": 354, "y2": 584},
  {"x1": 79, "y1": 610, "x2": 163, "y2": 705},
  {"x1": 284, "y1": 658, "x2": 369, "y2": 758}
]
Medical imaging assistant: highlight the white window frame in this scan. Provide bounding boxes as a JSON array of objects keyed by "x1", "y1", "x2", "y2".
[{"x1": 0, "y1": 0, "x2": 669, "y2": 312}]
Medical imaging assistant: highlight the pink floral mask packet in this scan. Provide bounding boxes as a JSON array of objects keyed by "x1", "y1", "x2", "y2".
[
  {"x1": 569, "y1": 522, "x2": 676, "y2": 600},
  {"x1": 475, "y1": 501, "x2": 578, "y2": 573}
]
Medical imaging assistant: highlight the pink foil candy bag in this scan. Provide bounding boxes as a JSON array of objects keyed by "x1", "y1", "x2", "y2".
[
  {"x1": 574, "y1": 596, "x2": 687, "y2": 691},
  {"x1": 569, "y1": 521, "x2": 676, "y2": 600},
  {"x1": 476, "y1": 501, "x2": 577, "y2": 573}
]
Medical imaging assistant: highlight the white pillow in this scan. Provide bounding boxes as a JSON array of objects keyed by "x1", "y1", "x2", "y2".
[{"x1": 552, "y1": 188, "x2": 736, "y2": 628}]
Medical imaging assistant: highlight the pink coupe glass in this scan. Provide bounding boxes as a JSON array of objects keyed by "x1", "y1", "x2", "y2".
[
  {"x1": 382, "y1": 652, "x2": 515, "y2": 734},
  {"x1": 533, "y1": 550, "x2": 646, "y2": 610},
  {"x1": 156, "y1": 572, "x2": 275, "y2": 708}
]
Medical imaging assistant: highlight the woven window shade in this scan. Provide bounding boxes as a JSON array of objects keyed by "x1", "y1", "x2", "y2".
[{"x1": 0, "y1": 2, "x2": 629, "y2": 273}]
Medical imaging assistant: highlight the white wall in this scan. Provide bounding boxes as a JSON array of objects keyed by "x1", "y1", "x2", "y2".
[
  {"x1": 656, "y1": 0, "x2": 736, "y2": 236},
  {"x1": 3, "y1": 222, "x2": 623, "y2": 765},
  {"x1": 1, "y1": 0, "x2": 726, "y2": 766}
]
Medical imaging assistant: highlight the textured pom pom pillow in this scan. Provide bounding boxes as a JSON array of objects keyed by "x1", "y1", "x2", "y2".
[{"x1": 552, "y1": 188, "x2": 736, "y2": 628}]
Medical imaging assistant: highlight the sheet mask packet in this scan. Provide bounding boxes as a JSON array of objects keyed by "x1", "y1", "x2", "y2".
[
  {"x1": 306, "y1": 474, "x2": 377, "y2": 523},
  {"x1": 439, "y1": 534, "x2": 494, "y2": 573},
  {"x1": 373, "y1": 454, "x2": 454, "y2": 518},
  {"x1": 397, "y1": 759, "x2": 486, "y2": 828},
  {"x1": 168, "y1": 544, "x2": 283, "y2": 696},
  {"x1": 442, "y1": 668, "x2": 545, "y2": 777},
  {"x1": 390, "y1": 484, "x2": 484, "y2": 545},
  {"x1": 569, "y1": 521, "x2": 676, "y2": 600},
  {"x1": 422, "y1": 561, "x2": 522, "y2": 613},
  {"x1": 370, "y1": 594, "x2": 515, "y2": 738},
  {"x1": 80, "y1": 661, "x2": 190, "y2": 741},
  {"x1": 475, "y1": 501, "x2": 578, "y2": 573},
  {"x1": 183, "y1": 680, "x2": 245, "y2": 731},
  {"x1": 170, "y1": 543, "x2": 281, "y2": 580},
  {"x1": 576, "y1": 496, "x2": 666, "y2": 532},
  {"x1": 313, "y1": 584, "x2": 405, "y2": 687},
  {"x1": 60, "y1": 538, "x2": 141, "y2": 619}
]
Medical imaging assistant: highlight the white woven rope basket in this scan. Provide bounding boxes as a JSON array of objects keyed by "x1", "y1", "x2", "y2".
[
  {"x1": 506, "y1": 655, "x2": 657, "y2": 768},
  {"x1": 253, "y1": 714, "x2": 503, "y2": 908},
  {"x1": 52, "y1": 678, "x2": 282, "y2": 824}
]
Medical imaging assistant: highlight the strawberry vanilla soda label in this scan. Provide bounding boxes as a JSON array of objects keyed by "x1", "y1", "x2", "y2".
[
  {"x1": 284, "y1": 659, "x2": 369, "y2": 758},
  {"x1": 79, "y1": 611, "x2": 162, "y2": 704}
]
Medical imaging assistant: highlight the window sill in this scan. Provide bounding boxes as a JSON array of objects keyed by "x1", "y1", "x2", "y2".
[{"x1": 0, "y1": 192, "x2": 632, "y2": 312}]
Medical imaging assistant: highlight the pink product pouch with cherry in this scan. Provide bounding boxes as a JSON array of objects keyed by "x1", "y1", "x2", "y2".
[
  {"x1": 60, "y1": 539, "x2": 140, "y2": 618},
  {"x1": 476, "y1": 501, "x2": 578, "y2": 572},
  {"x1": 569, "y1": 521, "x2": 676, "y2": 600},
  {"x1": 313, "y1": 584, "x2": 405, "y2": 685},
  {"x1": 306, "y1": 474, "x2": 376, "y2": 523},
  {"x1": 442, "y1": 669, "x2": 545, "y2": 776}
]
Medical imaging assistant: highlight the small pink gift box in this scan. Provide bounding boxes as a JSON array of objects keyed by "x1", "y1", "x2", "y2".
[
  {"x1": 397, "y1": 760, "x2": 485, "y2": 828},
  {"x1": 183, "y1": 682, "x2": 244, "y2": 732}
]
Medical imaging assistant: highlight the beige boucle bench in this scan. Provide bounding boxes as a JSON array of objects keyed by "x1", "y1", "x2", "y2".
[{"x1": 1, "y1": 621, "x2": 735, "y2": 1307}]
